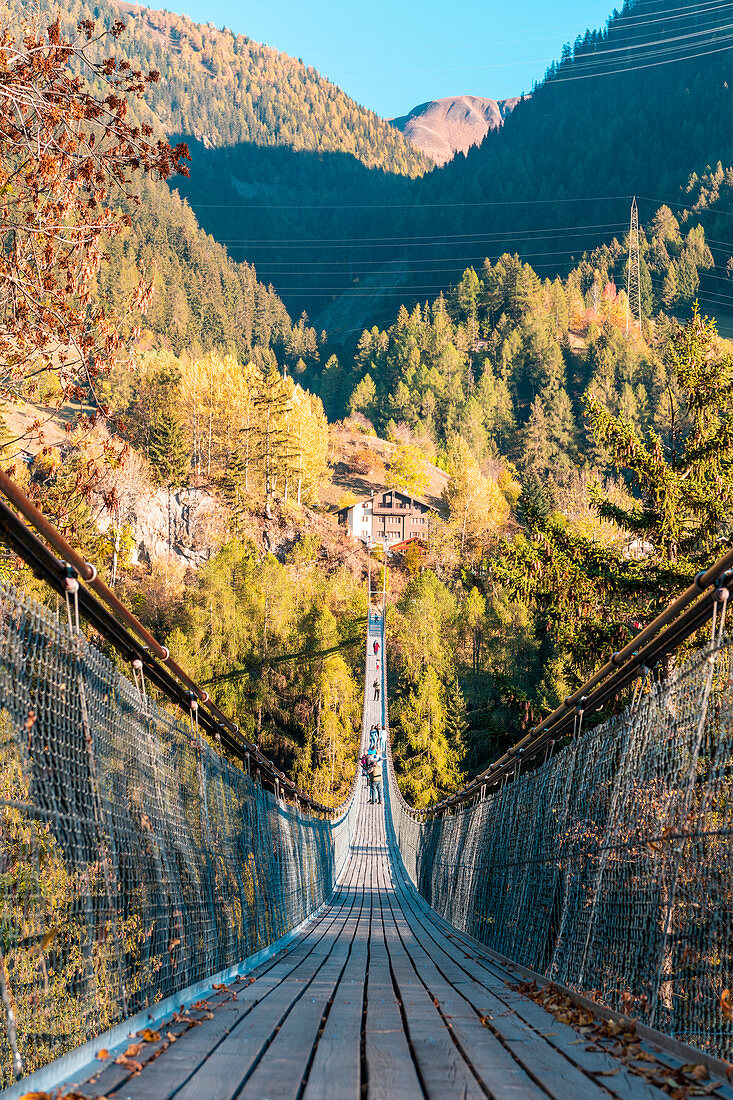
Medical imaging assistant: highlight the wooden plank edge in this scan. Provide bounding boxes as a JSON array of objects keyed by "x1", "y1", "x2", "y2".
[
  {"x1": 381, "y1": 778, "x2": 733, "y2": 1092},
  {"x1": 1, "y1": 898, "x2": 333, "y2": 1100}
]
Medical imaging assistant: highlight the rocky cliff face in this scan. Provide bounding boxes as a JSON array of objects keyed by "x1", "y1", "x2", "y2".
[
  {"x1": 98, "y1": 486, "x2": 228, "y2": 569},
  {"x1": 389, "y1": 95, "x2": 522, "y2": 165}
]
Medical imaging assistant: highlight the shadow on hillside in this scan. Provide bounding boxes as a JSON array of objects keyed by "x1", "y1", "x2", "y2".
[{"x1": 168, "y1": 137, "x2": 425, "y2": 324}]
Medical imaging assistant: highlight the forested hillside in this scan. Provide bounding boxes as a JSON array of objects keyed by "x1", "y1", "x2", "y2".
[
  {"x1": 41, "y1": 0, "x2": 429, "y2": 356},
  {"x1": 96, "y1": 177, "x2": 296, "y2": 362},
  {"x1": 404, "y1": 0, "x2": 733, "y2": 303},
  {"x1": 43, "y1": 0, "x2": 733, "y2": 327},
  {"x1": 147, "y1": 0, "x2": 733, "y2": 330}
]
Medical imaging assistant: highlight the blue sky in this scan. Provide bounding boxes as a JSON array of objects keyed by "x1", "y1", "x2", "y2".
[{"x1": 164, "y1": 0, "x2": 617, "y2": 117}]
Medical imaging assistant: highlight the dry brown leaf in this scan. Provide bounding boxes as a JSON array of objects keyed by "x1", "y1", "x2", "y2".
[
  {"x1": 137, "y1": 1028, "x2": 161, "y2": 1042},
  {"x1": 720, "y1": 989, "x2": 733, "y2": 1022},
  {"x1": 115, "y1": 1042, "x2": 143, "y2": 1063},
  {"x1": 39, "y1": 928, "x2": 57, "y2": 953},
  {"x1": 166, "y1": 1031, "x2": 178, "y2": 1043},
  {"x1": 96, "y1": 1048, "x2": 110, "y2": 1060}
]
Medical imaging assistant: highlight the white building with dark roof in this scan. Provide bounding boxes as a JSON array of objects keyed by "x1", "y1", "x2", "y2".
[{"x1": 336, "y1": 489, "x2": 437, "y2": 547}]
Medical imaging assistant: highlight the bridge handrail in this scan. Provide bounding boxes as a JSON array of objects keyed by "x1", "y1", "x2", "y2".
[
  {"x1": 404, "y1": 545, "x2": 733, "y2": 816},
  {"x1": 0, "y1": 470, "x2": 350, "y2": 817}
]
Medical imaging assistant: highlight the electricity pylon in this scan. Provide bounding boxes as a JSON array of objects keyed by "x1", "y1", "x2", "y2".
[{"x1": 626, "y1": 196, "x2": 641, "y2": 335}]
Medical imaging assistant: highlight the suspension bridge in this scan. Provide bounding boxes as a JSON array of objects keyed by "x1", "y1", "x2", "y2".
[{"x1": 1, "y1": 474, "x2": 733, "y2": 1099}]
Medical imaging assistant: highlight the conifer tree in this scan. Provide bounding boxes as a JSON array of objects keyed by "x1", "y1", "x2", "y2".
[
  {"x1": 251, "y1": 363, "x2": 292, "y2": 517},
  {"x1": 585, "y1": 304, "x2": 733, "y2": 562},
  {"x1": 148, "y1": 408, "x2": 189, "y2": 487},
  {"x1": 348, "y1": 373, "x2": 378, "y2": 422},
  {"x1": 444, "y1": 679, "x2": 469, "y2": 755},
  {"x1": 442, "y1": 435, "x2": 509, "y2": 563}
]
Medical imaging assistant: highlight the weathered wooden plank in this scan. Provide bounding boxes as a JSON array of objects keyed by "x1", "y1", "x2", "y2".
[
  {"x1": 106, "y1": 895, "x2": 361, "y2": 1100},
  {"x1": 240, "y1": 906, "x2": 366, "y2": 1100},
  {"x1": 362, "y1": 812, "x2": 423, "y2": 1100},
  {"x1": 386, "y1": 815, "x2": 672, "y2": 1100},
  {"x1": 383, "y1": 892, "x2": 557, "y2": 1099},
  {"x1": 380, "y1": 857, "x2": 485, "y2": 1096},
  {"x1": 122, "y1": 878, "x2": 364, "y2": 1100},
  {"x1": 173, "y1": 934, "x2": 363, "y2": 1099},
  {"x1": 301, "y1": 857, "x2": 371, "y2": 1099}
]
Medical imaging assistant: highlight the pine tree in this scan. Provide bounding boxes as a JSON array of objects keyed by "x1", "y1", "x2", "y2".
[
  {"x1": 148, "y1": 407, "x2": 189, "y2": 487},
  {"x1": 442, "y1": 435, "x2": 509, "y2": 563},
  {"x1": 585, "y1": 304, "x2": 733, "y2": 563},
  {"x1": 520, "y1": 396, "x2": 552, "y2": 477},
  {"x1": 348, "y1": 373, "x2": 377, "y2": 421},
  {"x1": 444, "y1": 679, "x2": 469, "y2": 756},
  {"x1": 520, "y1": 471, "x2": 556, "y2": 523},
  {"x1": 251, "y1": 363, "x2": 292, "y2": 517}
]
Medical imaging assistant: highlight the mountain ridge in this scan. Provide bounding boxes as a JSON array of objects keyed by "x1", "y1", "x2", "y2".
[
  {"x1": 105, "y1": 0, "x2": 432, "y2": 174},
  {"x1": 390, "y1": 95, "x2": 522, "y2": 165}
]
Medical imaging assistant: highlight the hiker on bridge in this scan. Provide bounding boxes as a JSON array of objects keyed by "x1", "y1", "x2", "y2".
[
  {"x1": 366, "y1": 751, "x2": 383, "y2": 804},
  {"x1": 379, "y1": 724, "x2": 387, "y2": 758},
  {"x1": 373, "y1": 639, "x2": 380, "y2": 656},
  {"x1": 369, "y1": 724, "x2": 379, "y2": 750},
  {"x1": 373, "y1": 678, "x2": 380, "y2": 701}
]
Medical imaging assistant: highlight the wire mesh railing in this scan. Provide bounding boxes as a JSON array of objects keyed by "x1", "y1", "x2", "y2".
[
  {"x1": 388, "y1": 631, "x2": 733, "y2": 1059},
  {"x1": 0, "y1": 582, "x2": 359, "y2": 1088}
]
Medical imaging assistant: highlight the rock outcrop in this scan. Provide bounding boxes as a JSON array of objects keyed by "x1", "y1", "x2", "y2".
[{"x1": 98, "y1": 486, "x2": 228, "y2": 569}]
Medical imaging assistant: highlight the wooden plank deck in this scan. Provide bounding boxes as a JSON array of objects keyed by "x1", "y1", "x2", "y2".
[{"x1": 64, "y1": 632, "x2": 732, "y2": 1100}]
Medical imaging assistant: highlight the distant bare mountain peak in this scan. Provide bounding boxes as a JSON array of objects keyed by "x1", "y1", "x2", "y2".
[{"x1": 389, "y1": 94, "x2": 523, "y2": 165}]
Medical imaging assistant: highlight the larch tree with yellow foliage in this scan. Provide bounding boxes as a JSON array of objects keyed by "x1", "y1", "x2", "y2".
[{"x1": 442, "y1": 435, "x2": 510, "y2": 563}]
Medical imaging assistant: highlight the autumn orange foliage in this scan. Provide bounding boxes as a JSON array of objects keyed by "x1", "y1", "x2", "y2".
[{"x1": 0, "y1": 16, "x2": 188, "y2": 413}]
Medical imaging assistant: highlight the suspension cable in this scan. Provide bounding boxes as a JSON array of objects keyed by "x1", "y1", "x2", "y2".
[{"x1": 0, "y1": 472, "x2": 342, "y2": 817}]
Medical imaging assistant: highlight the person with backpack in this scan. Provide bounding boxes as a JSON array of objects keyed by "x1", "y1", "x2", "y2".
[
  {"x1": 366, "y1": 752, "x2": 383, "y2": 804},
  {"x1": 373, "y1": 678, "x2": 380, "y2": 701}
]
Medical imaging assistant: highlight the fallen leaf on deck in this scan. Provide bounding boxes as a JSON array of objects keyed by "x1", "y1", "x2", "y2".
[
  {"x1": 115, "y1": 1042, "x2": 143, "y2": 1063},
  {"x1": 96, "y1": 1048, "x2": 110, "y2": 1060},
  {"x1": 137, "y1": 1028, "x2": 161, "y2": 1042}
]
